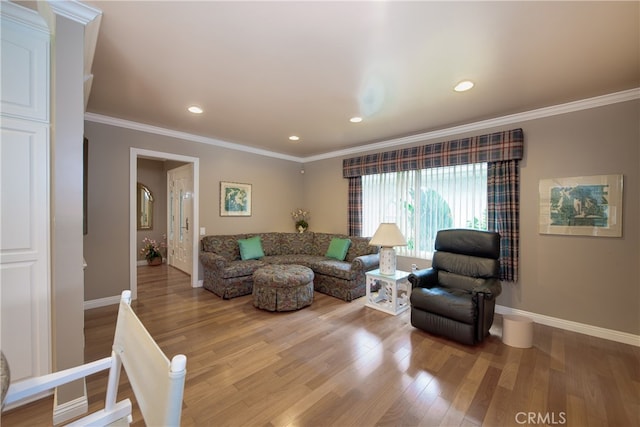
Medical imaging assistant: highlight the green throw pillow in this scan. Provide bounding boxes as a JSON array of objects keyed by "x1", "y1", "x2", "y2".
[
  {"x1": 238, "y1": 235, "x2": 265, "y2": 260},
  {"x1": 325, "y1": 238, "x2": 351, "y2": 261}
]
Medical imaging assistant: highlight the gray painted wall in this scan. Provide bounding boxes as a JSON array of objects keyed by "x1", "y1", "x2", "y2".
[
  {"x1": 305, "y1": 100, "x2": 640, "y2": 336},
  {"x1": 136, "y1": 158, "x2": 168, "y2": 261},
  {"x1": 83, "y1": 121, "x2": 305, "y2": 300},
  {"x1": 84, "y1": 99, "x2": 639, "y2": 336}
]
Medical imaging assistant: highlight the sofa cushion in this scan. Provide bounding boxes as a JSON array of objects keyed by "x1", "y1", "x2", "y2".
[
  {"x1": 307, "y1": 258, "x2": 356, "y2": 281},
  {"x1": 256, "y1": 233, "x2": 283, "y2": 256},
  {"x1": 280, "y1": 232, "x2": 314, "y2": 255},
  {"x1": 325, "y1": 238, "x2": 351, "y2": 261},
  {"x1": 238, "y1": 235, "x2": 265, "y2": 260}
]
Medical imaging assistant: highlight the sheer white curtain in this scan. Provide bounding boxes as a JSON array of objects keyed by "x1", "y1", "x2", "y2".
[
  {"x1": 363, "y1": 163, "x2": 487, "y2": 258},
  {"x1": 361, "y1": 170, "x2": 415, "y2": 236}
]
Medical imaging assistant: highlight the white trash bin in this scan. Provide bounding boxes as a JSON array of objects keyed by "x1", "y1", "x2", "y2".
[{"x1": 502, "y1": 314, "x2": 533, "y2": 348}]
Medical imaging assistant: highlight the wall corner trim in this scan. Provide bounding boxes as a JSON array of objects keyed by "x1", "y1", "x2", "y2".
[{"x1": 495, "y1": 305, "x2": 640, "y2": 347}]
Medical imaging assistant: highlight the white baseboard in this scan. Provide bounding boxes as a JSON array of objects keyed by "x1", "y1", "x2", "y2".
[
  {"x1": 495, "y1": 305, "x2": 640, "y2": 347},
  {"x1": 84, "y1": 295, "x2": 120, "y2": 310},
  {"x1": 53, "y1": 384, "x2": 88, "y2": 425}
]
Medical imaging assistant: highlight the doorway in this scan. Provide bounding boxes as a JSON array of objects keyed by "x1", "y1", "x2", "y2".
[{"x1": 130, "y1": 148, "x2": 200, "y2": 300}]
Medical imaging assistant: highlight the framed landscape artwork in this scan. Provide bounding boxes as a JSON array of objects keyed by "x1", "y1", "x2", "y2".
[
  {"x1": 220, "y1": 181, "x2": 252, "y2": 216},
  {"x1": 539, "y1": 174, "x2": 623, "y2": 237}
]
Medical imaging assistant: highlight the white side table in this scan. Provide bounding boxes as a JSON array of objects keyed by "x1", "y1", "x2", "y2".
[{"x1": 365, "y1": 269, "x2": 411, "y2": 315}]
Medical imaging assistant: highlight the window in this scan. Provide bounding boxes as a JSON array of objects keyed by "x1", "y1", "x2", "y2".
[
  {"x1": 346, "y1": 128, "x2": 523, "y2": 281},
  {"x1": 362, "y1": 163, "x2": 487, "y2": 258}
]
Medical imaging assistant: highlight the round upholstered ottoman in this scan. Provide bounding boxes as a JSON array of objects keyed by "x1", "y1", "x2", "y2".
[{"x1": 252, "y1": 264, "x2": 314, "y2": 311}]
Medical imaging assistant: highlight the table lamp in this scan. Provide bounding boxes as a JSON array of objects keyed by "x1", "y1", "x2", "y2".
[{"x1": 369, "y1": 223, "x2": 407, "y2": 275}]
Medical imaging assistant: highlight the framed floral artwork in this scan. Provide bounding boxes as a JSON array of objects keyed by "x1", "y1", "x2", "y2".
[
  {"x1": 539, "y1": 174, "x2": 623, "y2": 237},
  {"x1": 220, "y1": 181, "x2": 251, "y2": 216}
]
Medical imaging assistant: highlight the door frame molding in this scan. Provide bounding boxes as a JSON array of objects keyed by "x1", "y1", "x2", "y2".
[{"x1": 129, "y1": 148, "x2": 200, "y2": 299}]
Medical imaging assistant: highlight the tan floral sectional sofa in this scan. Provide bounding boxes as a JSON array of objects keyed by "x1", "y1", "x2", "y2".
[{"x1": 200, "y1": 232, "x2": 380, "y2": 301}]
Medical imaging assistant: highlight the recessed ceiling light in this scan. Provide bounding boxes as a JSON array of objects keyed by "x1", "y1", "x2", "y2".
[
  {"x1": 289, "y1": 135, "x2": 300, "y2": 141},
  {"x1": 350, "y1": 116, "x2": 363, "y2": 123},
  {"x1": 454, "y1": 81, "x2": 474, "y2": 92},
  {"x1": 188, "y1": 105, "x2": 203, "y2": 114}
]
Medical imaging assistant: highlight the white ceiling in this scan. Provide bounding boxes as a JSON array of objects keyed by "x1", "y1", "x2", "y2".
[{"x1": 83, "y1": 1, "x2": 639, "y2": 158}]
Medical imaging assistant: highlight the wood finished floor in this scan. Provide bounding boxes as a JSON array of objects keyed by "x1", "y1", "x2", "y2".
[{"x1": 2, "y1": 264, "x2": 639, "y2": 426}]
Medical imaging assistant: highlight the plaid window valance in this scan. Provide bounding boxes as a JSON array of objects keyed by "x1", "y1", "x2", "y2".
[{"x1": 343, "y1": 128, "x2": 524, "y2": 177}]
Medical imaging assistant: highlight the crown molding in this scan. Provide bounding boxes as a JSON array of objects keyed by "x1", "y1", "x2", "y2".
[
  {"x1": 85, "y1": 88, "x2": 640, "y2": 164},
  {"x1": 48, "y1": 0, "x2": 102, "y2": 26},
  {"x1": 0, "y1": 1, "x2": 49, "y2": 33},
  {"x1": 84, "y1": 113, "x2": 302, "y2": 163},
  {"x1": 304, "y1": 88, "x2": 640, "y2": 162}
]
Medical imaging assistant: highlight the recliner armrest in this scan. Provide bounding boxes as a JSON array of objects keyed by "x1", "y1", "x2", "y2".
[
  {"x1": 472, "y1": 278, "x2": 502, "y2": 299},
  {"x1": 408, "y1": 268, "x2": 438, "y2": 289}
]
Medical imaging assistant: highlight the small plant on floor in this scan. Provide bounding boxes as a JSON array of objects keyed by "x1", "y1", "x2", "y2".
[{"x1": 140, "y1": 236, "x2": 166, "y2": 262}]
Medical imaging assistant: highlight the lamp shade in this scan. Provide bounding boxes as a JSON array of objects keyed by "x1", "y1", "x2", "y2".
[{"x1": 369, "y1": 223, "x2": 407, "y2": 247}]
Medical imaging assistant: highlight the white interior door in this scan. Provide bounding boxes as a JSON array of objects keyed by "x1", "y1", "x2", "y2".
[
  {"x1": 1, "y1": 5, "x2": 51, "y2": 384},
  {"x1": 0, "y1": 119, "x2": 50, "y2": 381},
  {"x1": 168, "y1": 164, "x2": 193, "y2": 275}
]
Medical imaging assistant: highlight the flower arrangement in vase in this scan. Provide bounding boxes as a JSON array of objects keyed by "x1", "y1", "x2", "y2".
[
  {"x1": 140, "y1": 235, "x2": 166, "y2": 265},
  {"x1": 291, "y1": 208, "x2": 310, "y2": 233}
]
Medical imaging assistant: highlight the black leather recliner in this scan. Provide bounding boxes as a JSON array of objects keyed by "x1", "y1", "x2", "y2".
[{"x1": 408, "y1": 229, "x2": 501, "y2": 345}]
